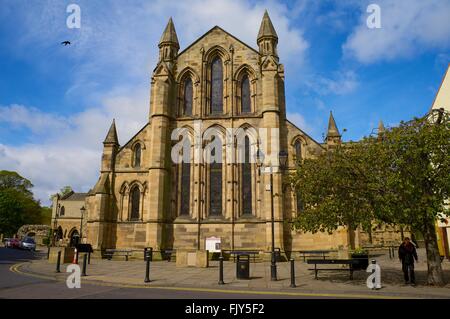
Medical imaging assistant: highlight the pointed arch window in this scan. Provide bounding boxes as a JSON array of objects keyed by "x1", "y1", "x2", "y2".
[
  {"x1": 180, "y1": 162, "x2": 191, "y2": 215},
  {"x1": 241, "y1": 136, "x2": 252, "y2": 216},
  {"x1": 211, "y1": 57, "x2": 223, "y2": 114},
  {"x1": 183, "y1": 78, "x2": 193, "y2": 116},
  {"x1": 130, "y1": 186, "x2": 140, "y2": 221},
  {"x1": 241, "y1": 75, "x2": 251, "y2": 113},
  {"x1": 59, "y1": 206, "x2": 65, "y2": 217},
  {"x1": 294, "y1": 140, "x2": 301, "y2": 162},
  {"x1": 209, "y1": 142, "x2": 222, "y2": 216},
  {"x1": 133, "y1": 144, "x2": 141, "y2": 168}
]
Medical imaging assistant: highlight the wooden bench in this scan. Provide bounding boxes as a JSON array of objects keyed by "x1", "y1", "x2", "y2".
[
  {"x1": 104, "y1": 249, "x2": 133, "y2": 261},
  {"x1": 299, "y1": 250, "x2": 335, "y2": 262},
  {"x1": 161, "y1": 249, "x2": 175, "y2": 262},
  {"x1": 307, "y1": 259, "x2": 360, "y2": 280},
  {"x1": 222, "y1": 250, "x2": 260, "y2": 263}
]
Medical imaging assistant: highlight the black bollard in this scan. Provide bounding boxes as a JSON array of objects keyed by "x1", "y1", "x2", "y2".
[
  {"x1": 82, "y1": 254, "x2": 87, "y2": 276},
  {"x1": 144, "y1": 256, "x2": 151, "y2": 283},
  {"x1": 144, "y1": 247, "x2": 148, "y2": 261},
  {"x1": 149, "y1": 247, "x2": 153, "y2": 262},
  {"x1": 218, "y1": 256, "x2": 224, "y2": 285},
  {"x1": 56, "y1": 251, "x2": 61, "y2": 273},
  {"x1": 290, "y1": 258, "x2": 296, "y2": 288}
]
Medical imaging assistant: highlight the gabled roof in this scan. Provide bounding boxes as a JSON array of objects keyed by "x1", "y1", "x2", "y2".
[
  {"x1": 178, "y1": 25, "x2": 259, "y2": 57},
  {"x1": 60, "y1": 192, "x2": 88, "y2": 201},
  {"x1": 286, "y1": 119, "x2": 326, "y2": 150},
  {"x1": 118, "y1": 123, "x2": 150, "y2": 152}
]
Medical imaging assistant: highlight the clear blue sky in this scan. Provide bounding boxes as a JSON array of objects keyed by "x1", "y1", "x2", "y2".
[{"x1": 0, "y1": 0, "x2": 449, "y2": 204}]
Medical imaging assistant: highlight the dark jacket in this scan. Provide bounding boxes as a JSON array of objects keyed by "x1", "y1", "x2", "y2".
[{"x1": 398, "y1": 242, "x2": 418, "y2": 264}]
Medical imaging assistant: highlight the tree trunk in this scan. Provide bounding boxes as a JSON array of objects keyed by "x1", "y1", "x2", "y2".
[{"x1": 423, "y1": 222, "x2": 445, "y2": 286}]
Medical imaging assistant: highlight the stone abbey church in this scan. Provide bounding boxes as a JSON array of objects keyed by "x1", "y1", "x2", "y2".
[{"x1": 71, "y1": 12, "x2": 400, "y2": 253}]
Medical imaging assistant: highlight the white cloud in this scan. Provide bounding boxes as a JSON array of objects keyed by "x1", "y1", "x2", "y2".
[
  {"x1": 343, "y1": 0, "x2": 450, "y2": 63},
  {"x1": 0, "y1": 104, "x2": 70, "y2": 134},
  {"x1": 0, "y1": 87, "x2": 148, "y2": 205},
  {"x1": 305, "y1": 70, "x2": 359, "y2": 96}
]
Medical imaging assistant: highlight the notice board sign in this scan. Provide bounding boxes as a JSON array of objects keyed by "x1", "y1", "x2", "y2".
[{"x1": 205, "y1": 236, "x2": 221, "y2": 252}]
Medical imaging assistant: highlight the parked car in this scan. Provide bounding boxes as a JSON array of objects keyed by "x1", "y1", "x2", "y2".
[
  {"x1": 7, "y1": 238, "x2": 21, "y2": 249},
  {"x1": 20, "y1": 237, "x2": 36, "y2": 251}
]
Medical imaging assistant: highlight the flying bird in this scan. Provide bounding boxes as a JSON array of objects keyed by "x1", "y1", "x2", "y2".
[{"x1": 61, "y1": 41, "x2": 71, "y2": 46}]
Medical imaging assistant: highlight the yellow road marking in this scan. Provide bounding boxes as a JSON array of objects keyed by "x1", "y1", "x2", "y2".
[{"x1": 9, "y1": 262, "x2": 412, "y2": 299}]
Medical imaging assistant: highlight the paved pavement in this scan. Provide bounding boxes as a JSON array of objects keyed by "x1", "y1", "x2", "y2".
[
  {"x1": 0, "y1": 248, "x2": 301, "y2": 299},
  {"x1": 2, "y1": 246, "x2": 450, "y2": 299}
]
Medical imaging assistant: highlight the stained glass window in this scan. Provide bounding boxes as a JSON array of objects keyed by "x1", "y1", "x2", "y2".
[
  {"x1": 241, "y1": 75, "x2": 251, "y2": 113},
  {"x1": 130, "y1": 187, "x2": 140, "y2": 220},
  {"x1": 184, "y1": 78, "x2": 193, "y2": 116},
  {"x1": 211, "y1": 57, "x2": 223, "y2": 114},
  {"x1": 294, "y1": 140, "x2": 301, "y2": 161},
  {"x1": 209, "y1": 145, "x2": 222, "y2": 216},
  {"x1": 241, "y1": 136, "x2": 252, "y2": 215},
  {"x1": 134, "y1": 144, "x2": 141, "y2": 168},
  {"x1": 180, "y1": 162, "x2": 190, "y2": 215}
]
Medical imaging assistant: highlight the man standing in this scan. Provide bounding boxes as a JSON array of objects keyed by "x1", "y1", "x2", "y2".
[{"x1": 398, "y1": 237, "x2": 418, "y2": 285}]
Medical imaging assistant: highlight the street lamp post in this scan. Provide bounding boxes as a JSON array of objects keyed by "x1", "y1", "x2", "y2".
[
  {"x1": 80, "y1": 206, "x2": 86, "y2": 244},
  {"x1": 255, "y1": 149, "x2": 288, "y2": 282},
  {"x1": 53, "y1": 203, "x2": 61, "y2": 246}
]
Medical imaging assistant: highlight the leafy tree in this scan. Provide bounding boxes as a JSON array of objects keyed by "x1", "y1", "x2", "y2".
[
  {"x1": 292, "y1": 109, "x2": 450, "y2": 286},
  {"x1": 0, "y1": 170, "x2": 33, "y2": 196},
  {"x1": 0, "y1": 188, "x2": 41, "y2": 236},
  {"x1": 0, "y1": 171, "x2": 48, "y2": 236},
  {"x1": 40, "y1": 207, "x2": 52, "y2": 225}
]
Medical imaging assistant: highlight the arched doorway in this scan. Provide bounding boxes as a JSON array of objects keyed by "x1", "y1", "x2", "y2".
[{"x1": 69, "y1": 229, "x2": 79, "y2": 247}]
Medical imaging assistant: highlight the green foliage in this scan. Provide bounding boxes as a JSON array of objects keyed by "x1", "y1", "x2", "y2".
[
  {"x1": 0, "y1": 170, "x2": 33, "y2": 195},
  {"x1": 42, "y1": 229, "x2": 53, "y2": 246},
  {"x1": 40, "y1": 207, "x2": 52, "y2": 225},
  {"x1": 351, "y1": 247, "x2": 368, "y2": 255},
  {"x1": 0, "y1": 188, "x2": 41, "y2": 236},
  {"x1": 291, "y1": 109, "x2": 450, "y2": 285},
  {"x1": 0, "y1": 171, "x2": 50, "y2": 236}
]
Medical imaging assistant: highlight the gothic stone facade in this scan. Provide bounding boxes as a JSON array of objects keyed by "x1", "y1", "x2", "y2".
[{"x1": 84, "y1": 13, "x2": 387, "y2": 252}]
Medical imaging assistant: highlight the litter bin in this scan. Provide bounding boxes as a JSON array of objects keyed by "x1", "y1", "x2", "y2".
[
  {"x1": 236, "y1": 254, "x2": 250, "y2": 279},
  {"x1": 274, "y1": 248, "x2": 281, "y2": 262}
]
